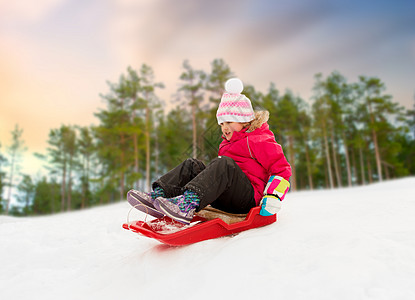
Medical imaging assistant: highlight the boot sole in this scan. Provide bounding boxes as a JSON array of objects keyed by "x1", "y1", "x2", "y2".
[
  {"x1": 127, "y1": 190, "x2": 165, "y2": 219},
  {"x1": 153, "y1": 198, "x2": 193, "y2": 225}
]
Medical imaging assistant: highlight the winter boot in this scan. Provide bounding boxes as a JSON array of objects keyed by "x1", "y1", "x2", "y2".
[
  {"x1": 153, "y1": 190, "x2": 200, "y2": 224},
  {"x1": 127, "y1": 187, "x2": 166, "y2": 218}
]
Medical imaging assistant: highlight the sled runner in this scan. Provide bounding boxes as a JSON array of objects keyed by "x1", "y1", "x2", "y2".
[{"x1": 122, "y1": 206, "x2": 276, "y2": 246}]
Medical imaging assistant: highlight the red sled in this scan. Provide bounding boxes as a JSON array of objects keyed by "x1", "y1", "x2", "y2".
[{"x1": 122, "y1": 206, "x2": 276, "y2": 246}]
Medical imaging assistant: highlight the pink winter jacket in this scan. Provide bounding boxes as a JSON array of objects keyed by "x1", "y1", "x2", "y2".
[{"x1": 218, "y1": 111, "x2": 292, "y2": 205}]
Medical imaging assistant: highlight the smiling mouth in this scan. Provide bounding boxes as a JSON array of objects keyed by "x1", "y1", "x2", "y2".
[{"x1": 224, "y1": 132, "x2": 232, "y2": 140}]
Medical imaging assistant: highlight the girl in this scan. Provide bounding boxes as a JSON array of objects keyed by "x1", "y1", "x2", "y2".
[{"x1": 128, "y1": 78, "x2": 291, "y2": 224}]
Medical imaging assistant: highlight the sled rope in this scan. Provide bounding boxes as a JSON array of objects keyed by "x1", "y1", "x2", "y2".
[{"x1": 126, "y1": 202, "x2": 150, "y2": 228}]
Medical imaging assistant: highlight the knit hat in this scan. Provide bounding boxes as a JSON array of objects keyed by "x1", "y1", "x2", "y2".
[{"x1": 216, "y1": 78, "x2": 255, "y2": 124}]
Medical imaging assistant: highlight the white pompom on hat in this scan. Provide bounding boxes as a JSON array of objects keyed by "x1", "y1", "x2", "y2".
[
  {"x1": 216, "y1": 78, "x2": 255, "y2": 124},
  {"x1": 225, "y1": 78, "x2": 244, "y2": 94}
]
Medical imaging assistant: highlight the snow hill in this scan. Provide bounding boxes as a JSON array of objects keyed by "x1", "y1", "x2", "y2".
[{"x1": 1, "y1": 177, "x2": 415, "y2": 300}]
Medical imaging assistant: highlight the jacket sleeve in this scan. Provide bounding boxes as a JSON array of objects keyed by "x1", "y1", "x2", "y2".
[{"x1": 249, "y1": 135, "x2": 292, "y2": 181}]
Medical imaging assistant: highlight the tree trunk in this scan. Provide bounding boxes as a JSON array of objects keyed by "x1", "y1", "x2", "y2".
[
  {"x1": 51, "y1": 179, "x2": 56, "y2": 213},
  {"x1": 330, "y1": 128, "x2": 341, "y2": 187},
  {"x1": 192, "y1": 104, "x2": 197, "y2": 159},
  {"x1": 288, "y1": 135, "x2": 296, "y2": 191},
  {"x1": 120, "y1": 132, "x2": 125, "y2": 201},
  {"x1": 86, "y1": 154, "x2": 90, "y2": 207},
  {"x1": 384, "y1": 162, "x2": 390, "y2": 180},
  {"x1": 25, "y1": 193, "x2": 29, "y2": 213},
  {"x1": 324, "y1": 157, "x2": 329, "y2": 189},
  {"x1": 133, "y1": 132, "x2": 140, "y2": 189},
  {"x1": 145, "y1": 106, "x2": 151, "y2": 191},
  {"x1": 81, "y1": 156, "x2": 86, "y2": 209},
  {"x1": 304, "y1": 141, "x2": 313, "y2": 190},
  {"x1": 342, "y1": 132, "x2": 352, "y2": 187},
  {"x1": 367, "y1": 101, "x2": 383, "y2": 181},
  {"x1": 359, "y1": 146, "x2": 366, "y2": 185},
  {"x1": 367, "y1": 155, "x2": 373, "y2": 184},
  {"x1": 5, "y1": 152, "x2": 15, "y2": 215},
  {"x1": 323, "y1": 123, "x2": 334, "y2": 189},
  {"x1": 67, "y1": 162, "x2": 72, "y2": 211},
  {"x1": 371, "y1": 127, "x2": 383, "y2": 181},
  {"x1": 155, "y1": 130, "x2": 159, "y2": 178},
  {"x1": 81, "y1": 153, "x2": 90, "y2": 209},
  {"x1": 351, "y1": 147, "x2": 357, "y2": 186},
  {"x1": 131, "y1": 107, "x2": 140, "y2": 189},
  {"x1": 61, "y1": 161, "x2": 66, "y2": 212}
]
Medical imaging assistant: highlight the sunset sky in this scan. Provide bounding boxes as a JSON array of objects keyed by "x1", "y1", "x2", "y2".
[{"x1": 1, "y1": 0, "x2": 415, "y2": 179}]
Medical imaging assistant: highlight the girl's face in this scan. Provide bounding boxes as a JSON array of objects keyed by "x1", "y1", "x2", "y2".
[{"x1": 220, "y1": 122, "x2": 245, "y2": 141}]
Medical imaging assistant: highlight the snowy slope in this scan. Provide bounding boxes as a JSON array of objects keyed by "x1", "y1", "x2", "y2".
[{"x1": 1, "y1": 177, "x2": 415, "y2": 300}]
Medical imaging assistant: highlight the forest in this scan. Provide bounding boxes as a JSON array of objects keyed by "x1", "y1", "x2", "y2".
[{"x1": 1, "y1": 58, "x2": 414, "y2": 216}]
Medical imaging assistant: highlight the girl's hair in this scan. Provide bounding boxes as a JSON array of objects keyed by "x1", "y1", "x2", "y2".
[{"x1": 242, "y1": 122, "x2": 252, "y2": 128}]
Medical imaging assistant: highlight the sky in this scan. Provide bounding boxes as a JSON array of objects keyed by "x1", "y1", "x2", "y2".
[{"x1": 1, "y1": 0, "x2": 415, "y2": 179}]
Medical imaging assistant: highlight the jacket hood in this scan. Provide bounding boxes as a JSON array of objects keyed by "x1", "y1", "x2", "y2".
[{"x1": 247, "y1": 110, "x2": 269, "y2": 132}]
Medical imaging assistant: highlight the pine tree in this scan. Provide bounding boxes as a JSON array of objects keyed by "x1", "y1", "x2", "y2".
[
  {"x1": 411, "y1": 93, "x2": 415, "y2": 139},
  {"x1": 312, "y1": 74, "x2": 335, "y2": 189},
  {"x1": 261, "y1": 83, "x2": 279, "y2": 132},
  {"x1": 206, "y1": 58, "x2": 233, "y2": 100},
  {"x1": 32, "y1": 177, "x2": 60, "y2": 215},
  {"x1": 324, "y1": 72, "x2": 355, "y2": 186},
  {"x1": 297, "y1": 108, "x2": 315, "y2": 190},
  {"x1": 5, "y1": 124, "x2": 27, "y2": 214},
  {"x1": 400, "y1": 95, "x2": 415, "y2": 174},
  {"x1": 78, "y1": 126, "x2": 94, "y2": 208},
  {"x1": 124, "y1": 66, "x2": 144, "y2": 189},
  {"x1": 274, "y1": 91, "x2": 308, "y2": 191},
  {"x1": 45, "y1": 125, "x2": 78, "y2": 211},
  {"x1": 0, "y1": 142, "x2": 7, "y2": 213},
  {"x1": 311, "y1": 72, "x2": 363, "y2": 188},
  {"x1": 178, "y1": 60, "x2": 206, "y2": 159},
  {"x1": 137, "y1": 64, "x2": 164, "y2": 191},
  {"x1": 157, "y1": 107, "x2": 193, "y2": 171},
  {"x1": 94, "y1": 65, "x2": 163, "y2": 197},
  {"x1": 357, "y1": 76, "x2": 405, "y2": 181},
  {"x1": 64, "y1": 127, "x2": 77, "y2": 211},
  {"x1": 95, "y1": 75, "x2": 134, "y2": 201},
  {"x1": 17, "y1": 174, "x2": 35, "y2": 215}
]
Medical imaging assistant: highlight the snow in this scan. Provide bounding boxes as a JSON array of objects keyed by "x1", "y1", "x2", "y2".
[{"x1": 1, "y1": 177, "x2": 415, "y2": 300}]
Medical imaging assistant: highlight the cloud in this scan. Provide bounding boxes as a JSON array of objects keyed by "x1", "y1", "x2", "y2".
[
  {"x1": 106, "y1": 0, "x2": 339, "y2": 100},
  {"x1": 112, "y1": 0, "x2": 336, "y2": 64},
  {"x1": 0, "y1": 0, "x2": 66, "y2": 22}
]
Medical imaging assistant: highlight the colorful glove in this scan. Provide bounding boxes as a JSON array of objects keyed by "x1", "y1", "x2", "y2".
[{"x1": 260, "y1": 175, "x2": 290, "y2": 216}]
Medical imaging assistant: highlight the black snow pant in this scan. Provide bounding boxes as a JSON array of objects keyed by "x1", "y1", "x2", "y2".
[{"x1": 152, "y1": 156, "x2": 256, "y2": 214}]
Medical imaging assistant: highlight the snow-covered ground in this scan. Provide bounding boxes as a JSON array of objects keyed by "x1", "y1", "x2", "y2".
[{"x1": 1, "y1": 177, "x2": 415, "y2": 300}]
